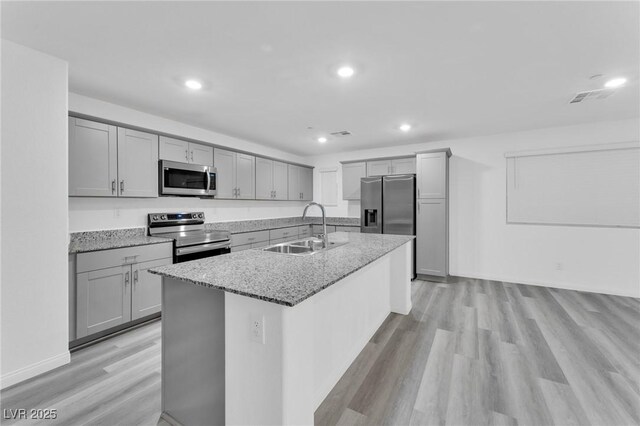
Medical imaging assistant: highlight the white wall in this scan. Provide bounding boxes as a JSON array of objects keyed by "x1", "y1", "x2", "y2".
[
  {"x1": 1, "y1": 41, "x2": 70, "y2": 388},
  {"x1": 310, "y1": 118, "x2": 640, "y2": 297},
  {"x1": 68, "y1": 94, "x2": 311, "y2": 231}
]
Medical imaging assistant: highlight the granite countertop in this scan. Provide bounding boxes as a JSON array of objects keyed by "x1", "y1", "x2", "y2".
[
  {"x1": 149, "y1": 232, "x2": 414, "y2": 307},
  {"x1": 206, "y1": 216, "x2": 359, "y2": 234},
  {"x1": 69, "y1": 228, "x2": 173, "y2": 254}
]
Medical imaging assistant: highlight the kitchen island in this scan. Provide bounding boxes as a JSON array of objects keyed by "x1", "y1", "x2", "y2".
[{"x1": 150, "y1": 232, "x2": 414, "y2": 426}]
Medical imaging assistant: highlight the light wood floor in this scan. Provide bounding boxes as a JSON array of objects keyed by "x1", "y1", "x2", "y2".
[{"x1": 2, "y1": 278, "x2": 639, "y2": 426}]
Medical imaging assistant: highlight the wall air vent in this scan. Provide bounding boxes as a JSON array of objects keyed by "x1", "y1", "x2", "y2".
[
  {"x1": 330, "y1": 130, "x2": 352, "y2": 137},
  {"x1": 569, "y1": 88, "x2": 615, "y2": 104}
]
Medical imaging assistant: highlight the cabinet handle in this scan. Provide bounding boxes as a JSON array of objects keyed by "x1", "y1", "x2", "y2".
[
  {"x1": 191, "y1": 150, "x2": 194, "y2": 162},
  {"x1": 418, "y1": 202, "x2": 420, "y2": 212},
  {"x1": 125, "y1": 271, "x2": 130, "y2": 286},
  {"x1": 120, "y1": 180, "x2": 124, "y2": 193},
  {"x1": 111, "y1": 180, "x2": 116, "y2": 194},
  {"x1": 417, "y1": 188, "x2": 420, "y2": 198},
  {"x1": 185, "y1": 149, "x2": 189, "y2": 161},
  {"x1": 237, "y1": 187, "x2": 241, "y2": 197},
  {"x1": 133, "y1": 270, "x2": 138, "y2": 285}
]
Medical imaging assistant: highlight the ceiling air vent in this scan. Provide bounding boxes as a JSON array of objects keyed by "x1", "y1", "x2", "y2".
[
  {"x1": 569, "y1": 88, "x2": 615, "y2": 104},
  {"x1": 330, "y1": 130, "x2": 352, "y2": 137}
]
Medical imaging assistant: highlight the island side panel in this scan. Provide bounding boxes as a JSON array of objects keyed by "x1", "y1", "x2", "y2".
[
  {"x1": 162, "y1": 278, "x2": 225, "y2": 426},
  {"x1": 389, "y1": 241, "x2": 413, "y2": 315},
  {"x1": 225, "y1": 244, "x2": 410, "y2": 425}
]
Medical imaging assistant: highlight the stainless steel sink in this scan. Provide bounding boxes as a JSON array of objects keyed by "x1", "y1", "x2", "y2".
[{"x1": 261, "y1": 238, "x2": 347, "y2": 256}]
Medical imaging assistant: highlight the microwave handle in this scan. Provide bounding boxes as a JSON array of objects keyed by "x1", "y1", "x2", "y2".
[{"x1": 206, "y1": 169, "x2": 211, "y2": 193}]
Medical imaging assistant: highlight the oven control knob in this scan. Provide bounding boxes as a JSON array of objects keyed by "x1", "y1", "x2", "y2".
[
  {"x1": 160, "y1": 215, "x2": 167, "y2": 220},
  {"x1": 198, "y1": 213, "x2": 204, "y2": 218},
  {"x1": 192, "y1": 213, "x2": 197, "y2": 219},
  {"x1": 152, "y1": 215, "x2": 159, "y2": 221}
]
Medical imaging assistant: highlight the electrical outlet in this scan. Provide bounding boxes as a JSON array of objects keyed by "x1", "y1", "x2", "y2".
[
  {"x1": 555, "y1": 262, "x2": 564, "y2": 271},
  {"x1": 250, "y1": 314, "x2": 265, "y2": 344}
]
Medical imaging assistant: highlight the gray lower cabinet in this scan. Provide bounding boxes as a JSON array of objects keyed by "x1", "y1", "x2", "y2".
[
  {"x1": 336, "y1": 226, "x2": 360, "y2": 232},
  {"x1": 416, "y1": 199, "x2": 447, "y2": 277},
  {"x1": 73, "y1": 243, "x2": 172, "y2": 341},
  {"x1": 76, "y1": 265, "x2": 132, "y2": 338}
]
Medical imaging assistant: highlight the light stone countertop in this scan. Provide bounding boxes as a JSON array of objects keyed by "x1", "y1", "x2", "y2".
[
  {"x1": 149, "y1": 232, "x2": 414, "y2": 307},
  {"x1": 68, "y1": 228, "x2": 173, "y2": 254}
]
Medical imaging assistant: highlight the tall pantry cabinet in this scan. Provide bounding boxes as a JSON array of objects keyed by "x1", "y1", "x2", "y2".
[{"x1": 416, "y1": 149, "x2": 451, "y2": 277}]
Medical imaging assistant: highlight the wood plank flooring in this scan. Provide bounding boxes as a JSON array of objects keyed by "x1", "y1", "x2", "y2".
[{"x1": 2, "y1": 278, "x2": 639, "y2": 425}]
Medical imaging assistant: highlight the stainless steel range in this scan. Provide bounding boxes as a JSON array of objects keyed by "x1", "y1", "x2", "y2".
[{"x1": 148, "y1": 212, "x2": 231, "y2": 263}]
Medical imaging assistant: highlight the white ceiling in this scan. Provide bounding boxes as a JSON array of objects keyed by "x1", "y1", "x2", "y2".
[{"x1": 2, "y1": 1, "x2": 639, "y2": 156}]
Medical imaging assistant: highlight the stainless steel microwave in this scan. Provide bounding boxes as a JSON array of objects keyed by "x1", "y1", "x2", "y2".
[{"x1": 160, "y1": 160, "x2": 217, "y2": 197}]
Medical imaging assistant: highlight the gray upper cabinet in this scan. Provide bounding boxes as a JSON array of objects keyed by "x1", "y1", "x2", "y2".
[
  {"x1": 367, "y1": 159, "x2": 392, "y2": 176},
  {"x1": 69, "y1": 117, "x2": 118, "y2": 197},
  {"x1": 214, "y1": 148, "x2": 255, "y2": 199},
  {"x1": 256, "y1": 158, "x2": 288, "y2": 200},
  {"x1": 416, "y1": 151, "x2": 447, "y2": 199},
  {"x1": 213, "y1": 148, "x2": 235, "y2": 198},
  {"x1": 159, "y1": 136, "x2": 213, "y2": 166},
  {"x1": 117, "y1": 128, "x2": 158, "y2": 198},
  {"x1": 366, "y1": 157, "x2": 416, "y2": 177},
  {"x1": 342, "y1": 162, "x2": 367, "y2": 200},
  {"x1": 288, "y1": 165, "x2": 313, "y2": 200},
  {"x1": 391, "y1": 157, "x2": 416, "y2": 174},
  {"x1": 300, "y1": 166, "x2": 313, "y2": 201},
  {"x1": 416, "y1": 199, "x2": 447, "y2": 276},
  {"x1": 69, "y1": 117, "x2": 158, "y2": 198}
]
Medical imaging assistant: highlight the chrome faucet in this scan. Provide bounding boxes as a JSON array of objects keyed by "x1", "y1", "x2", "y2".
[{"x1": 302, "y1": 202, "x2": 328, "y2": 248}]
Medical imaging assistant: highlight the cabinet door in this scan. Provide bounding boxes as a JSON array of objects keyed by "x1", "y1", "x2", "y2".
[
  {"x1": 159, "y1": 136, "x2": 189, "y2": 163},
  {"x1": 367, "y1": 160, "x2": 392, "y2": 176},
  {"x1": 288, "y1": 165, "x2": 300, "y2": 200},
  {"x1": 132, "y1": 258, "x2": 171, "y2": 321},
  {"x1": 117, "y1": 128, "x2": 159, "y2": 198},
  {"x1": 391, "y1": 157, "x2": 416, "y2": 175},
  {"x1": 255, "y1": 157, "x2": 274, "y2": 200},
  {"x1": 69, "y1": 117, "x2": 118, "y2": 197},
  {"x1": 300, "y1": 167, "x2": 313, "y2": 201},
  {"x1": 76, "y1": 265, "x2": 131, "y2": 339},
  {"x1": 272, "y1": 161, "x2": 288, "y2": 200},
  {"x1": 235, "y1": 153, "x2": 256, "y2": 199},
  {"x1": 214, "y1": 148, "x2": 236, "y2": 199},
  {"x1": 342, "y1": 162, "x2": 367, "y2": 200},
  {"x1": 190, "y1": 142, "x2": 214, "y2": 166},
  {"x1": 416, "y1": 152, "x2": 447, "y2": 199},
  {"x1": 416, "y1": 199, "x2": 447, "y2": 276}
]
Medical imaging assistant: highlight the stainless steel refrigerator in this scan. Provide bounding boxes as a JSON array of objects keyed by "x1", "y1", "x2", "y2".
[{"x1": 361, "y1": 174, "x2": 416, "y2": 277}]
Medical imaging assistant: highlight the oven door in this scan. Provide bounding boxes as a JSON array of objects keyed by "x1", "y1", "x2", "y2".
[
  {"x1": 174, "y1": 241, "x2": 231, "y2": 263},
  {"x1": 160, "y1": 160, "x2": 216, "y2": 197}
]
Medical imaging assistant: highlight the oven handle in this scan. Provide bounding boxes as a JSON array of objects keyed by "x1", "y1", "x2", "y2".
[{"x1": 176, "y1": 241, "x2": 230, "y2": 256}]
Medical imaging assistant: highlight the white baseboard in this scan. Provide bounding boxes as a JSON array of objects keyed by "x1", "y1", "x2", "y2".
[
  {"x1": 451, "y1": 271, "x2": 639, "y2": 299},
  {"x1": 1, "y1": 351, "x2": 70, "y2": 390}
]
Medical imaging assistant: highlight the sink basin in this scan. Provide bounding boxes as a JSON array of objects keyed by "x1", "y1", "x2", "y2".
[{"x1": 261, "y1": 238, "x2": 347, "y2": 256}]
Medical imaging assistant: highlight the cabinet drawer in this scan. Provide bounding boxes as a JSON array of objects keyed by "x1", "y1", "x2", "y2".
[
  {"x1": 230, "y1": 230, "x2": 270, "y2": 247},
  {"x1": 312, "y1": 225, "x2": 336, "y2": 235},
  {"x1": 77, "y1": 243, "x2": 172, "y2": 273},
  {"x1": 269, "y1": 226, "x2": 299, "y2": 240},
  {"x1": 298, "y1": 225, "x2": 312, "y2": 237},
  {"x1": 251, "y1": 240, "x2": 270, "y2": 249},
  {"x1": 337, "y1": 226, "x2": 360, "y2": 233},
  {"x1": 231, "y1": 243, "x2": 252, "y2": 253}
]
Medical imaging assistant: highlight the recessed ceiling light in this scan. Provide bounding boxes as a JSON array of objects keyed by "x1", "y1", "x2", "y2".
[
  {"x1": 336, "y1": 66, "x2": 355, "y2": 79},
  {"x1": 185, "y1": 79, "x2": 203, "y2": 90},
  {"x1": 604, "y1": 77, "x2": 627, "y2": 88},
  {"x1": 399, "y1": 123, "x2": 412, "y2": 132},
  {"x1": 317, "y1": 137, "x2": 328, "y2": 143}
]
